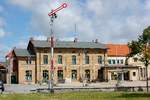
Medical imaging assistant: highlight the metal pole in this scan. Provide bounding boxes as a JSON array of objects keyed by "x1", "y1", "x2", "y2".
[{"x1": 48, "y1": 14, "x2": 56, "y2": 93}]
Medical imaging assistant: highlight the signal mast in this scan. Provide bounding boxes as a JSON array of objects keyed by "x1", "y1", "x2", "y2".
[{"x1": 48, "y1": 3, "x2": 67, "y2": 93}]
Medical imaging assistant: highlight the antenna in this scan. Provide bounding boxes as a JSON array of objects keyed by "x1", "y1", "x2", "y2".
[{"x1": 74, "y1": 23, "x2": 78, "y2": 39}]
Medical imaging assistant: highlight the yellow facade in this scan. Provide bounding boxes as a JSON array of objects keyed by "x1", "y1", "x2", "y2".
[{"x1": 16, "y1": 48, "x2": 106, "y2": 84}]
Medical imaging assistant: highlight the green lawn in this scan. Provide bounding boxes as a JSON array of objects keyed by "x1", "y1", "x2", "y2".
[{"x1": 0, "y1": 92, "x2": 150, "y2": 100}]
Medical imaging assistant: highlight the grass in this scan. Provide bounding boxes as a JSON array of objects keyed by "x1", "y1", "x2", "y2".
[{"x1": 0, "y1": 92, "x2": 150, "y2": 100}]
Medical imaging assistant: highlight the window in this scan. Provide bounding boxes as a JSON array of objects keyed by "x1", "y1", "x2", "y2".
[
  {"x1": 58, "y1": 70, "x2": 63, "y2": 80},
  {"x1": 43, "y1": 70, "x2": 49, "y2": 82},
  {"x1": 25, "y1": 70, "x2": 32, "y2": 81},
  {"x1": 117, "y1": 60, "x2": 120, "y2": 64},
  {"x1": 112, "y1": 60, "x2": 115, "y2": 64},
  {"x1": 58, "y1": 55, "x2": 62, "y2": 64},
  {"x1": 85, "y1": 55, "x2": 89, "y2": 64},
  {"x1": 133, "y1": 72, "x2": 136, "y2": 76},
  {"x1": 72, "y1": 70, "x2": 77, "y2": 80},
  {"x1": 108, "y1": 59, "x2": 111, "y2": 64},
  {"x1": 43, "y1": 55, "x2": 48, "y2": 64},
  {"x1": 98, "y1": 56, "x2": 103, "y2": 64},
  {"x1": 111, "y1": 72, "x2": 117, "y2": 80},
  {"x1": 72, "y1": 55, "x2": 76, "y2": 65},
  {"x1": 133, "y1": 57, "x2": 138, "y2": 62},
  {"x1": 120, "y1": 59, "x2": 124, "y2": 64}
]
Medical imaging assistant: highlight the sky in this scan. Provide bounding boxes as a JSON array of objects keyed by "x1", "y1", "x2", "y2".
[{"x1": 0, "y1": 0, "x2": 150, "y2": 61}]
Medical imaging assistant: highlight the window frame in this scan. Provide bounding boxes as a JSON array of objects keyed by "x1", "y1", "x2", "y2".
[
  {"x1": 25, "y1": 70, "x2": 32, "y2": 81},
  {"x1": 72, "y1": 55, "x2": 77, "y2": 65},
  {"x1": 43, "y1": 55, "x2": 48, "y2": 64},
  {"x1": 85, "y1": 55, "x2": 89, "y2": 64},
  {"x1": 98, "y1": 56, "x2": 103, "y2": 64},
  {"x1": 58, "y1": 55, "x2": 62, "y2": 64},
  {"x1": 71, "y1": 70, "x2": 77, "y2": 80}
]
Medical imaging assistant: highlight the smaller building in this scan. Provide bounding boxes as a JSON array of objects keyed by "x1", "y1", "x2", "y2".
[
  {"x1": 105, "y1": 44, "x2": 140, "y2": 81},
  {"x1": 0, "y1": 62, "x2": 7, "y2": 83}
]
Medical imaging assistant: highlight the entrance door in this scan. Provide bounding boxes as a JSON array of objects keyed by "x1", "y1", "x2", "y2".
[
  {"x1": 124, "y1": 71, "x2": 129, "y2": 80},
  {"x1": 98, "y1": 69, "x2": 104, "y2": 81},
  {"x1": 85, "y1": 70, "x2": 90, "y2": 82},
  {"x1": 57, "y1": 70, "x2": 63, "y2": 82}
]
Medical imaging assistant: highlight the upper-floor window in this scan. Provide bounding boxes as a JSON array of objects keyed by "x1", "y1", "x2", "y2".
[
  {"x1": 112, "y1": 60, "x2": 115, "y2": 64},
  {"x1": 120, "y1": 59, "x2": 124, "y2": 64},
  {"x1": 98, "y1": 56, "x2": 103, "y2": 64},
  {"x1": 58, "y1": 55, "x2": 62, "y2": 64},
  {"x1": 43, "y1": 55, "x2": 48, "y2": 64},
  {"x1": 117, "y1": 60, "x2": 120, "y2": 64},
  {"x1": 25, "y1": 70, "x2": 32, "y2": 81},
  {"x1": 72, "y1": 55, "x2": 76, "y2": 65},
  {"x1": 133, "y1": 57, "x2": 138, "y2": 62},
  {"x1": 108, "y1": 59, "x2": 111, "y2": 64},
  {"x1": 85, "y1": 55, "x2": 89, "y2": 64}
]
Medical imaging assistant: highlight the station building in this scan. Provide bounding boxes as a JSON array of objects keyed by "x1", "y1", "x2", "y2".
[{"x1": 5, "y1": 38, "x2": 150, "y2": 84}]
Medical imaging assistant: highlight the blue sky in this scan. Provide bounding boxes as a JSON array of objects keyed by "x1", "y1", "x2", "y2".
[{"x1": 0, "y1": 0, "x2": 150, "y2": 61}]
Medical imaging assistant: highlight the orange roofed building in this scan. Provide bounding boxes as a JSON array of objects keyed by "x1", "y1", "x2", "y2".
[{"x1": 101, "y1": 44, "x2": 145, "y2": 81}]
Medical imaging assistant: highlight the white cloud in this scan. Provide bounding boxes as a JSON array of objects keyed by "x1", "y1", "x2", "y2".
[
  {"x1": 33, "y1": 35, "x2": 47, "y2": 40},
  {"x1": 8, "y1": 0, "x2": 150, "y2": 43},
  {"x1": 0, "y1": 28, "x2": 5, "y2": 37},
  {"x1": 0, "y1": 17, "x2": 6, "y2": 38}
]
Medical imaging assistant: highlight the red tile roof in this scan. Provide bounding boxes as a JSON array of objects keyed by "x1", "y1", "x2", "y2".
[{"x1": 107, "y1": 44, "x2": 130, "y2": 56}]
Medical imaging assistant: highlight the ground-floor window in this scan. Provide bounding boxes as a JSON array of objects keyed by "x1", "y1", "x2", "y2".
[
  {"x1": 58, "y1": 70, "x2": 63, "y2": 80},
  {"x1": 111, "y1": 72, "x2": 117, "y2": 80},
  {"x1": 43, "y1": 70, "x2": 49, "y2": 82},
  {"x1": 25, "y1": 70, "x2": 32, "y2": 81},
  {"x1": 133, "y1": 72, "x2": 136, "y2": 76},
  {"x1": 85, "y1": 70, "x2": 90, "y2": 81},
  {"x1": 72, "y1": 70, "x2": 77, "y2": 80}
]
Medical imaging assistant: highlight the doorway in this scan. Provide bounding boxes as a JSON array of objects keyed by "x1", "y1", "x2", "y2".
[
  {"x1": 57, "y1": 70, "x2": 63, "y2": 82},
  {"x1": 85, "y1": 70, "x2": 90, "y2": 82}
]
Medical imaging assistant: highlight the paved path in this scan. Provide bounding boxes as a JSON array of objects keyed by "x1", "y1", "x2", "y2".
[{"x1": 3, "y1": 81, "x2": 150, "y2": 93}]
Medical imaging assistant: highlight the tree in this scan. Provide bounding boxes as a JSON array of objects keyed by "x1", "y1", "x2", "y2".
[{"x1": 128, "y1": 26, "x2": 150, "y2": 92}]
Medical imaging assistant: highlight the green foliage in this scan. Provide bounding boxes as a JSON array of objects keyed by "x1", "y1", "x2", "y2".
[{"x1": 128, "y1": 26, "x2": 150, "y2": 66}]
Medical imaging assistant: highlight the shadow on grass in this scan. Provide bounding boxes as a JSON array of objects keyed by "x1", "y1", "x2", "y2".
[{"x1": 118, "y1": 93, "x2": 150, "y2": 98}]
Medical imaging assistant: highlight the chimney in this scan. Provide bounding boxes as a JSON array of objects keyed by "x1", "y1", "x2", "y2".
[
  {"x1": 95, "y1": 39, "x2": 98, "y2": 43},
  {"x1": 74, "y1": 38, "x2": 78, "y2": 43},
  {"x1": 13, "y1": 47, "x2": 16, "y2": 50},
  {"x1": 30, "y1": 37, "x2": 34, "y2": 41}
]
